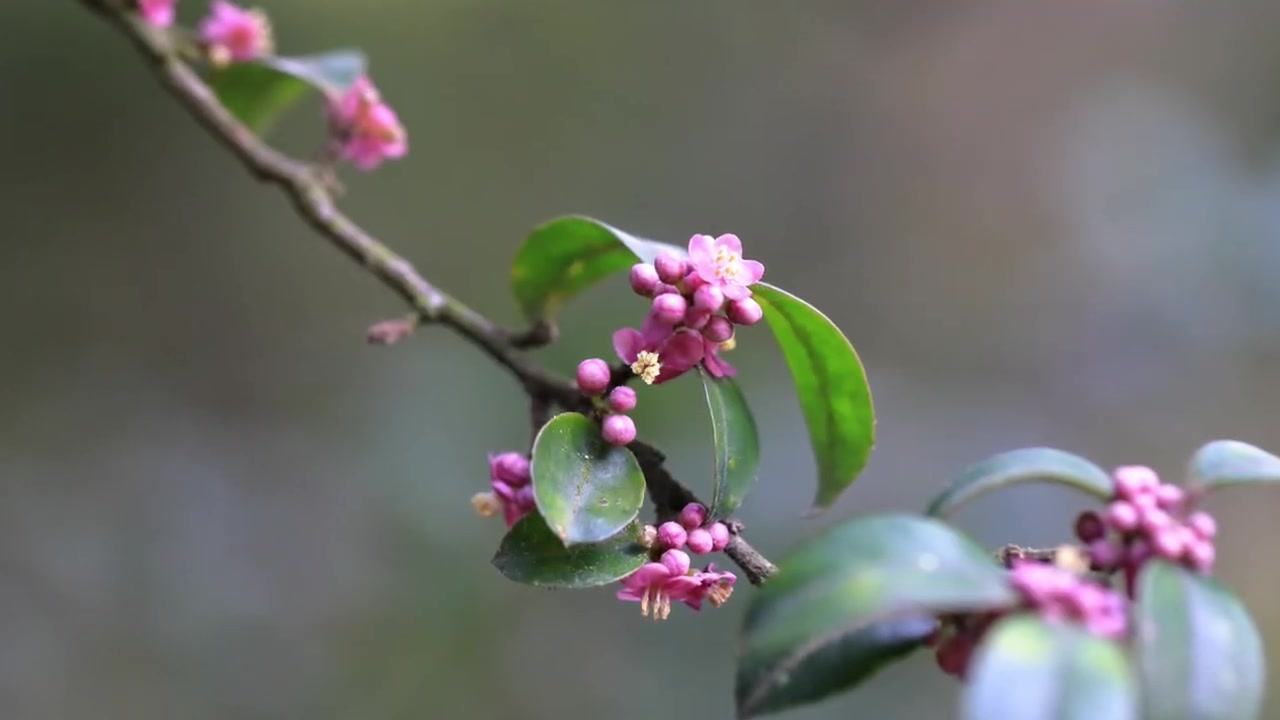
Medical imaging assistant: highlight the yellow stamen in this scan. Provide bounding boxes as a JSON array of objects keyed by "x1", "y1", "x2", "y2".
[
  {"x1": 630, "y1": 350, "x2": 661, "y2": 385},
  {"x1": 471, "y1": 491, "x2": 499, "y2": 518},
  {"x1": 708, "y1": 584, "x2": 734, "y2": 608},
  {"x1": 719, "y1": 337, "x2": 737, "y2": 353},
  {"x1": 640, "y1": 588, "x2": 651, "y2": 617}
]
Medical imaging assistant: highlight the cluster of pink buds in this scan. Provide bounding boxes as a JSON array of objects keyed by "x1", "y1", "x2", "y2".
[
  {"x1": 139, "y1": 0, "x2": 178, "y2": 28},
  {"x1": 198, "y1": 1, "x2": 273, "y2": 66},
  {"x1": 471, "y1": 451, "x2": 535, "y2": 528},
  {"x1": 576, "y1": 359, "x2": 638, "y2": 447},
  {"x1": 617, "y1": 234, "x2": 765, "y2": 386},
  {"x1": 932, "y1": 559, "x2": 1128, "y2": 678},
  {"x1": 616, "y1": 503, "x2": 737, "y2": 619},
  {"x1": 1078, "y1": 466, "x2": 1217, "y2": 592}
]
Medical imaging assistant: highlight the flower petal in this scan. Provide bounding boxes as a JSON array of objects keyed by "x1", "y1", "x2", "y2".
[
  {"x1": 702, "y1": 348, "x2": 737, "y2": 378},
  {"x1": 640, "y1": 311, "x2": 674, "y2": 347},
  {"x1": 612, "y1": 328, "x2": 644, "y2": 363},
  {"x1": 687, "y1": 234, "x2": 716, "y2": 265},
  {"x1": 714, "y1": 234, "x2": 743, "y2": 256},
  {"x1": 653, "y1": 330, "x2": 705, "y2": 384},
  {"x1": 739, "y1": 259, "x2": 765, "y2": 285},
  {"x1": 721, "y1": 284, "x2": 752, "y2": 301}
]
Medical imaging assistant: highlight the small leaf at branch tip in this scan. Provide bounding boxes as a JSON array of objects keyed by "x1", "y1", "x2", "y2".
[{"x1": 366, "y1": 317, "x2": 416, "y2": 345}]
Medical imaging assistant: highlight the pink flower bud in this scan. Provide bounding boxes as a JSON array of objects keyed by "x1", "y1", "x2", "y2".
[
  {"x1": 629, "y1": 263, "x2": 661, "y2": 296},
  {"x1": 608, "y1": 386, "x2": 637, "y2": 413},
  {"x1": 1186, "y1": 511, "x2": 1217, "y2": 540},
  {"x1": 726, "y1": 297, "x2": 764, "y2": 326},
  {"x1": 703, "y1": 316, "x2": 735, "y2": 344},
  {"x1": 683, "y1": 271, "x2": 706, "y2": 292},
  {"x1": 491, "y1": 479, "x2": 516, "y2": 502},
  {"x1": 1074, "y1": 511, "x2": 1106, "y2": 543},
  {"x1": 708, "y1": 521, "x2": 731, "y2": 551},
  {"x1": 655, "y1": 283, "x2": 682, "y2": 298},
  {"x1": 1186, "y1": 538, "x2": 1216, "y2": 574},
  {"x1": 687, "y1": 527, "x2": 714, "y2": 554},
  {"x1": 1141, "y1": 507, "x2": 1173, "y2": 534},
  {"x1": 1152, "y1": 526, "x2": 1186, "y2": 559},
  {"x1": 1126, "y1": 538, "x2": 1153, "y2": 566},
  {"x1": 661, "y1": 548, "x2": 691, "y2": 576},
  {"x1": 1105, "y1": 501, "x2": 1140, "y2": 533},
  {"x1": 693, "y1": 284, "x2": 725, "y2": 314},
  {"x1": 601, "y1": 414, "x2": 636, "y2": 446},
  {"x1": 140, "y1": 0, "x2": 177, "y2": 28},
  {"x1": 1155, "y1": 483, "x2": 1185, "y2": 510},
  {"x1": 655, "y1": 253, "x2": 689, "y2": 284},
  {"x1": 678, "y1": 503, "x2": 707, "y2": 530},
  {"x1": 683, "y1": 308, "x2": 711, "y2": 330},
  {"x1": 576, "y1": 358, "x2": 612, "y2": 395},
  {"x1": 1088, "y1": 539, "x2": 1121, "y2": 571},
  {"x1": 515, "y1": 484, "x2": 535, "y2": 510},
  {"x1": 657, "y1": 521, "x2": 687, "y2": 550},
  {"x1": 1114, "y1": 465, "x2": 1159, "y2": 500},
  {"x1": 491, "y1": 452, "x2": 531, "y2": 486},
  {"x1": 652, "y1": 293, "x2": 688, "y2": 325}
]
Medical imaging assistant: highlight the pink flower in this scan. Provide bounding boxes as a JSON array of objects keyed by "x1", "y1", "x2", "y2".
[
  {"x1": 613, "y1": 319, "x2": 703, "y2": 385},
  {"x1": 139, "y1": 0, "x2": 177, "y2": 28},
  {"x1": 681, "y1": 563, "x2": 737, "y2": 611},
  {"x1": 701, "y1": 335, "x2": 737, "y2": 378},
  {"x1": 688, "y1": 234, "x2": 764, "y2": 301},
  {"x1": 328, "y1": 77, "x2": 408, "y2": 171},
  {"x1": 199, "y1": 1, "x2": 272, "y2": 65},
  {"x1": 616, "y1": 561, "x2": 700, "y2": 620}
]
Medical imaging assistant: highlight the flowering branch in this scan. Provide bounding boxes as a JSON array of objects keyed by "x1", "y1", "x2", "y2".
[{"x1": 80, "y1": 0, "x2": 778, "y2": 586}]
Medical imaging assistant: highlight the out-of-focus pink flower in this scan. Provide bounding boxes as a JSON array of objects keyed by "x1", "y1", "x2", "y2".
[
  {"x1": 328, "y1": 77, "x2": 408, "y2": 171},
  {"x1": 140, "y1": 0, "x2": 177, "y2": 28},
  {"x1": 199, "y1": 1, "x2": 272, "y2": 65},
  {"x1": 687, "y1": 234, "x2": 764, "y2": 301}
]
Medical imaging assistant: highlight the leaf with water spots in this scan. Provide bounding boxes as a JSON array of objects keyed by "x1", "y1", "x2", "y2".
[
  {"x1": 530, "y1": 412, "x2": 646, "y2": 546},
  {"x1": 735, "y1": 514, "x2": 1016, "y2": 717},
  {"x1": 492, "y1": 514, "x2": 648, "y2": 588}
]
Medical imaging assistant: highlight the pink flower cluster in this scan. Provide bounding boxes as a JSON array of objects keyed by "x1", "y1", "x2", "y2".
[
  {"x1": 616, "y1": 503, "x2": 737, "y2": 619},
  {"x1": 199, "y1": 1, "x2": 273, "y2": 66},
  {"x1": 471, "y1": 451, "x2": 535, "y2": 527},
  {"x1": 617, "y1": 234, "x2": 765, "y2": 386},
  {"x1": 327, "y1": 77, "x2": 408, "y2": 172},
  {"x1": 1079, "y1": 466, "x2": 1217, "y2": 593},
  {"x1": 932, "y1": 560, "x2": 1128, "y2": 678},
  {"x1": 140, "y1": 0, "x2": 177, "y2": 28}
]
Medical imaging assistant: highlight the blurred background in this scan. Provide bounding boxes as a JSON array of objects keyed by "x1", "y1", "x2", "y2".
[{"x1": 6, "y1": 1, "x2": 1280, "y2": 718}]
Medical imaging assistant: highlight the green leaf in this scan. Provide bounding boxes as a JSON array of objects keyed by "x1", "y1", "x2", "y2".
[
  {"x1": 699, "y1": 369, "x2": 760, "y2": 518},
  {"x1": 492, "y1": 514, "x2": 648, "y2": 588},
  {"x1": 530, "y1": 412, "x2": 646, "y2": 546},
  {"x1": 736, "y1": 514, "x2": 1016, "y2": 718},
  {"x1": 1188, "y1": 440, "x2": 1280, "y2": 492},
  {"x1": 210, "y1": 50, "x2": 367, "y2": 134},
  {"x1": 1135, "y1": 561, "x2": 1266, "y2": 720},
  {"x1": 751, "y1": 282, "x2": 875, "y2": 510},
  {"x1": 963, "y1": 614, "x2": 1138, "y2": 720},
  {"x1": 509, "y1": 216, "x2": 685, "y2": 322},
  {"x1": 926, "y1": 448, "x2": 1114, "y2": 518}
]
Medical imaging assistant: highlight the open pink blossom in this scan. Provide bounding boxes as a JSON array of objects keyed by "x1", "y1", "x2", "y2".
[
  {"x1": 613, "y1": 321, "x2": 703, "y2": 385},
  {"x1": 688, "y1": 234, "x2": 764, "y2": 301},
  {"x1": 199, "y1": 1, "x2": 272, "y2": 65},
  {"x1": 681, "y1": 564, "x2": 737, "y2": 611},
  {"x1": 140, "y1": 0, "x2": 177, "y2": 28},
  {"x1": 328, "y1": 77, "x2": 408, "y2": 171},
  {"x1": 616, "y1": 562, "x2": 700, "y2": 620}
]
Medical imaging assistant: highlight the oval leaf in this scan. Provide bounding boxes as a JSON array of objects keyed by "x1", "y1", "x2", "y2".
[
  {"x1": 699, "y1": 369, "x2": 760, "y2": 518},
  {"x1": 963, "y1": 614, "x2": 1137, "y2": 720},
  {"x1": 751, "y1": 283, "x2": 875, "y2": 511},
  {"x1": 736, "y1": 514, "x2": 1016, "y2": 718},
  {"x1": 1188, "y1": 440, "x2": 1280, "y2": 492},
  {"x1": 492, "y1": 514, "x2": 647, "y2": 588},
  {"x1": 927, "y1": 448, "x2": 1114, "y2": 518},
  {"x1": 531, "y1": 412, "x2": 646, "y2": 546},
  {"x1": 1136, "y1": 561, "x2": 1266, "y2": 720},
  {"x1": 211, "y1": 50, "x2": 367, "y2": 133},
  {"x1": 509, "y1": 216, "x2": 685, "y2": 321}
]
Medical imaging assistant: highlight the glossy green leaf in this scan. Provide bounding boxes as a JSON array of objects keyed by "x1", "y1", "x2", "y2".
[
  {"x1": 963, "y1": 614, "x2": 1137, "y2": 720},
  {"x1": 492, "y1": 514, "x2": 648, "y2": 588},
  {"x1": 210, "y1": 50, "x2": 366, "y2": 133},
  {"x1": 530, "y1": 412, "x2": 646, "y2": 546},
  {"x1": 509, "y1": 216, "x2": 684, "y2": 321},
  {"x1": 926, "y1": 447, "x2": 1114, "y2": 518},
  {"x1": 1136, "y1": 561, "x2": 1266, "y2": 720},
  {"x1": 699, "y1": 369, "x2": 760, "y2": 518},
  {"x1": 736, "y1": 514, "x2": 1016, "y2": 717},
  {"x1": 751, "y1": 283, "x2": 875, "y2": 510},
  {"x1": 1188, "y1": 440, "x2": 1280, "y2": 492}
]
